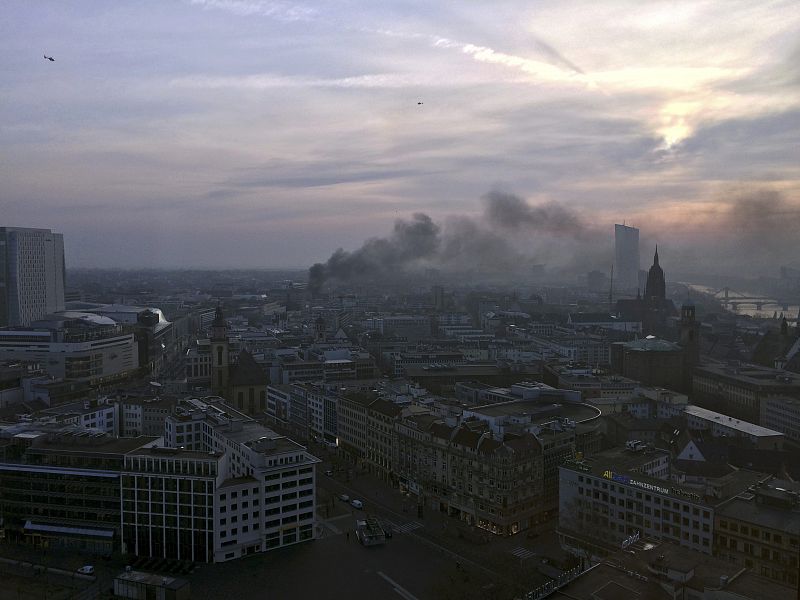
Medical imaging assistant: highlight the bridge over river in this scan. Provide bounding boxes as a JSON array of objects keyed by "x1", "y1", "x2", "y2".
[{"x1": 687, "y1": 285, "x2": 799, "y2": 319}]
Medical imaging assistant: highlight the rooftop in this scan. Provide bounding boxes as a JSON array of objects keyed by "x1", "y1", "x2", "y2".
[
  {"x1": 31, "y1": 432, "x2": 159, "y2": 455},
  {"x1": 695, "y1": 362, "x2": 800, "y2": 386},
  {"x1": 114, "y1": 570, "x2": 189, "y2": 591},
  {"x1": 717, "y1": 481, "x2": 800, "y2": 535},
  {"x1": 553, "y1": 540, "x2": 795, "y2": 600},
  {"x1": 562, "y1": 447, "x2": 767, "y2": 505},
  {"x1": 615, "y1": 338, "x2": 682, "y2": 352},
  {"x1": 468, "y1": 399, "x2": 601, "y2": 424},
  {"x1": 684, "y1": 404, "x2": 784, "y2": 438}
]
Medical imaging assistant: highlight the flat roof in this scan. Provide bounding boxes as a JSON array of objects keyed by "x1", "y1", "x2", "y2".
[
  {"x1": 684, "y1": 404, "x2": 783, "y2": 437},
  {"x1": 563, "y1": 540, "x2": 796, "y2": 600},
  {"x1": 127, "y1": 446, "x2": 223, "y2": 460},
  {"x1": 717, "y1": 491, "x2": 800, "y2": 535},
  {"x1": 695, "y1": 363, "x2": 800, "y2": 387},
  {"x1": 31, "y1": 435, "x2": 159, "y2": 455},
  {"x1": 115, "y1": 570, "x2": 188, "y2": 590},
  {"x1": 562, "y1": 447, "x2": 766, "y2": 505}
]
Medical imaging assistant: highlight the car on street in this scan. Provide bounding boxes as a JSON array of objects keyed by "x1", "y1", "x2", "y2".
[
  {"x1": 339, "y1": 494, "x2": 350, "y2": 502},
  {"x1": 77, "y1": 565, "x2": 95, "y2": 575},
  {"x1": 350, "y1": 499, "x2": 363, "y2": 509},
  {"x1": 379, "y1": 520, "x2": 393, "y2": 538},
  {"x1": 324, "y1": 469, "x2": 334, "y2": 477}
]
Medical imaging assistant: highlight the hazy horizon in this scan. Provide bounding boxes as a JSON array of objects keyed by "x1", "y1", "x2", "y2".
[{"x1": 2, "y1": 1, "x2": 799, "y2": 276}]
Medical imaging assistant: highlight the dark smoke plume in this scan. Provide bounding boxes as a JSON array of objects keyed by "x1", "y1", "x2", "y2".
[
  {"x1": 308, "y1": 191, "x2": 603, "y2": 294},
  {"x1": 309, "y1": 213, "x2": 440, "y2": 295},
  {"x1": 659, "y1": 188, "x2": 800, "y2": 278},
  {"x1": 483, "y1": 191, "x2": 591, "y2": 236}
]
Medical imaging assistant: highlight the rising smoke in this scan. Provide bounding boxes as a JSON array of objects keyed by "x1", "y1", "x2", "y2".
[
  {"x1": 657, "y1": 188, "x2": 800, "y2": 279},
  {"x1": 308, "y1": 191, "x2": 604, "y2": 294}
]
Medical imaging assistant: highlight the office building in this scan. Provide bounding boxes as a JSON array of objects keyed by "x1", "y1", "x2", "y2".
[
  {"x1": 760, "y1": 396, "x2": 800, "y2": 445},
  {"x1": 154, "y1": 397, "x2": 319, "y2": 562},
  {"x1": 0, "y1": 227, "x2": 65, "y2": 327},
  {"x1": 692, "y1": 363, "x2": 800, "y2": 424},
  {"x1": 714, "y1": 479, "x2": 800, "y2": 587},
  {"x1": 610, "y1": 337, "x2": 685, "y2": 390},
  {"x1": 683, "y1": 404, "x2": 784, "y2": 450},
  {"x1": 0, "y1": 312, "x2": 139, "y2": 386},
  {"x1": 614, "y1": 224, "x2": 639, "y2": 293},
  {"x1": 0, "y1": 398, "x2": 318, "y2": 564},
  {"x1": 558, "y1": 446, "x2": 766, "y2": 558}
]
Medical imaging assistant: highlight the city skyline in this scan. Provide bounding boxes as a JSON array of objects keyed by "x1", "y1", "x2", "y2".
[{"x1": 2, "y1": 1, "x2": 799, "y2": 274}]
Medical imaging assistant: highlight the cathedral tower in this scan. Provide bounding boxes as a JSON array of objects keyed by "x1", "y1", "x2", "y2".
[{"x1": 644, "y1": 246, "x2": 666, "y2": 301}]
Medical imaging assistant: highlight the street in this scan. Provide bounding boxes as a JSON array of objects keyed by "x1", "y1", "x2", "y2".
[{"x1": 189, "y1": 526, "x2": 494, "y2": 600}]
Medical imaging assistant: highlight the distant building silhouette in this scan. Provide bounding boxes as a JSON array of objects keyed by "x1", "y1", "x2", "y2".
[
  {"x1": 644, "y1": 246, "x2": 666, "y2": 301},
  {"x1": 614, "y1": 224, "x2": 639, "y2": 293},
  {"x1": 615, "y1": 247, "x2": 676, "y2": 336}
]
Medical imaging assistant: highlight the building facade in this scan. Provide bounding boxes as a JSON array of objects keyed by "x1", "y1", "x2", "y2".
[
  {"x1": 0, "y1": 227, "x2": 65, "y2": 327},
  {"x1": 396, "y1": 415, "x2": 546, "y2": 535},
  {"x1": 614, "y1": 224, "x2": 639, "y2": 293},
  {"x1": 130, "y1": 397, "x2": 318, "y2": 562},
  {"x1": 714, "y1": 480, "x2": 800, "y2": 587},
  {"x1": 558, "y1": 447, "x2": 764, "y2": 559},
  {"x1": 0, "y1": 313, "x2": 139, "y2": 385}
]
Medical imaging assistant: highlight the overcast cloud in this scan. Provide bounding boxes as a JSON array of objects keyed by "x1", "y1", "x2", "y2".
[{"x1": 1, "y1": 0, "x2": 798, "y2": 275}]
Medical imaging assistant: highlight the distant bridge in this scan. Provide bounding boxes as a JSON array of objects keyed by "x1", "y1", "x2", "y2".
[{"x1": 710, "y1": 287, "x2": 798, "y2": 314}]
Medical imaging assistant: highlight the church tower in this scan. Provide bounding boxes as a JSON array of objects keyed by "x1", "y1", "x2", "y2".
[
  {"x1": 314, "y1": 316, "x2": 326, "y2": 343},
  {"x1": 644, "y1": 246, "x2": 666, "y2": 301},
  {"x1": 680, "y1": 299, "x2": 700, "y2": 391},
  {"x1": 210, "y1": 305, "x2": 229, "y2": 397},
  {"x1": 680, "y1": 301, "x2": 700, "y2": 362}
]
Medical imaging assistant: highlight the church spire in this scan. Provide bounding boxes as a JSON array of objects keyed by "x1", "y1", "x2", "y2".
[{"x1": 644, "y1": 246, "x2": 666, "y2": 301}]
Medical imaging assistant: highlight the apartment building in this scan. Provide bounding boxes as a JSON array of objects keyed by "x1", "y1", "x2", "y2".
[
  {"x1": 118, "y1": 396, "x2": 179, "y2": 437},
  {"x1": 396, "y1": 414, "x2": 546, "y2": 535},
  {"x1": 365, "y1": 399, "x2": 401, "y2": 481},
  {"x1": 265, "y1": 384, "x2": 292, "y2": 428}
]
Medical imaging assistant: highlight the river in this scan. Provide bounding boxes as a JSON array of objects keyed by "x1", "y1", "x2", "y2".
[{"x1": 684, "y1": 283, "x2": 800, "y2": 320}]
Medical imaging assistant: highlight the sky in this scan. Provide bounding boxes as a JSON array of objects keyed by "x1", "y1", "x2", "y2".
[{"x1": 1, "y1": 0, "x2": 799, "y2": 276}]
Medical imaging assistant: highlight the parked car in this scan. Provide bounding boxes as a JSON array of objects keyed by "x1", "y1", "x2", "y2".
[
  {"x1": 77, "y1": 565, "x2": 95, "y2": 575},
  {"x1": 339, "y1": 494, "x2": 350, "y2": 502},
  {"x1": 324, "y1": 470, "x2": 334, "y2": 477},
  {"x1": 350, "y1": 499, "x2": 363, "y2": 509}
]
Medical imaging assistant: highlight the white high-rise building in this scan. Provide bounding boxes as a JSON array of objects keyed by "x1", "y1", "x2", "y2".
[
  {"x1": 0, "y1": 227, "x2": 65, "y2": 326},
  {"x1": 614, "y1": 224, "x2": 639, "y2": 293}
]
